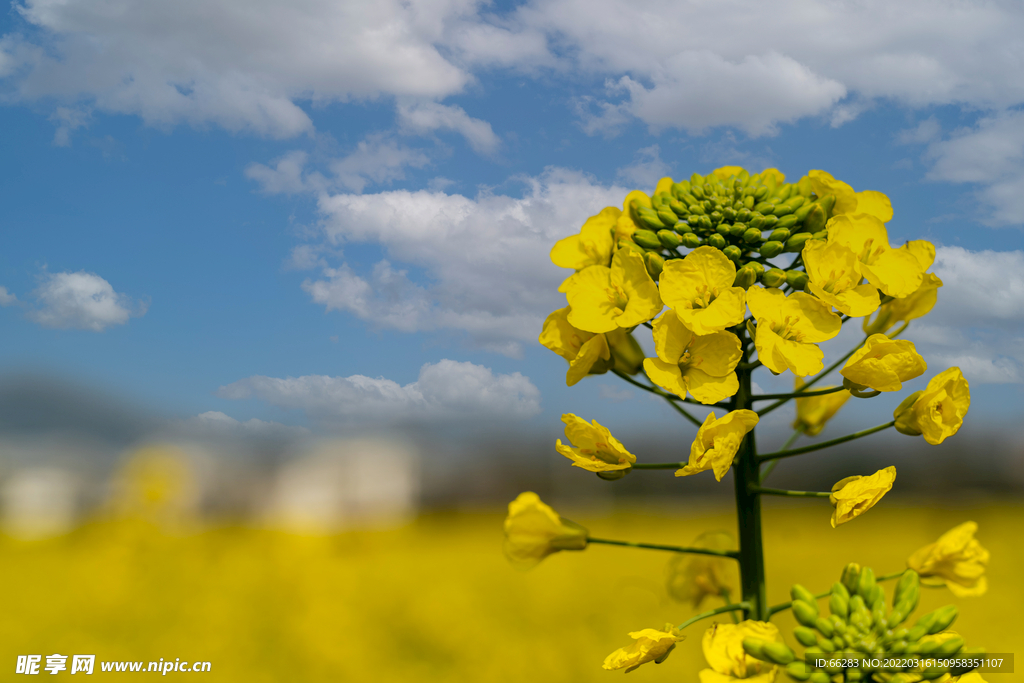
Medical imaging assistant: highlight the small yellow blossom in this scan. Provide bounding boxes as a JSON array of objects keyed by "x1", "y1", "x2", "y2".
[
  {"x1": 643, "y1": 310, "x2": 741, "y2": 404},
  {"x1": 713, "y1": 166, "x2": 746, "y2": 180},
  {"x1": 677, "y1": 410, "x2": 759, "y2": 481},
  {"x1": 565, "y1": 249, "x2": 663, "y2": 334},
  {"x1": 827, "y1": 215, "x2": 928, "y2": 298},
  {"x1": 893, "y1": 367, "x2": 970, "y2": 445},
  {"x1": 863, "y1": 272, "x2": 943, "y2": 335},
  {"x1": 615, "y1": 190, "x2": 653, "y2": 241},
  {"x1": 760, "y1": 168, "x2": 785, "y2": 186},
  {"x1": 802, "y1": 238, "x2": 880, "y2": 317},
  {"x1": 502, "y1": 492, "x2": 588, "y2": 570},
  {"x1": 666, "y1": 531, "x2": 739, "y2": 608},
  {"x1": 555, "y1": 414, "x2": 636, "y2": 473},
  {"x1": 829, "y1": 466, "x2": 897, "y2": 527},
  {"x1": 747, "y1": 286, "x2": 842, "y2": 377},
  {"x1": 841, "y1": 334, "x2": 927, "y2": 392},
  {"x1": 699, "y1": 621, "x2": 780, "y2": 683},
  {"x1": 539, "y1": 307, "x2": 612, "y2": 386},
  {"x1": 550, "y1": 207, "x2": 619, "y2": 270},
  {"x1": 602, "y1": 623, "x2": 685, "y2": 673},
  {"x1": 792, "y1": 378, "x2": 850, "y2": 436},
  {"x1": 659, "y1": 246, "x2": 746, "y2": 335},
  {"x1": 907, "y1": 521, "x2": 989, "y2": 597},
  {"x1": 808, "y1": 170, "x2": 893, "y2": 222}
]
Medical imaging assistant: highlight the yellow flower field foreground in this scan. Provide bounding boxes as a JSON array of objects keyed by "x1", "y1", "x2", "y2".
[{"x1": 1, "y1": 502, "x2": 1020, "y2": 681}]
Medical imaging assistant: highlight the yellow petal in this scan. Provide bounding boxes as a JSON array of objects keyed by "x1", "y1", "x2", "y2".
[
  {"x1": 854, "y1": 190, "x2": 893, "y2": 222},
  {"x1": 862, "y1": 247, "x2": 925, "y2": 298},
  {"x1": 755, "y1": 324, "x2": 825, "y2": 377},
  {"x1": 613, "y1": 249, "x2": 664, "y2": 327},
  {"x1": 566, "y1": 334, "x2": 611, "y2": 386},
  {"x1": 684, "y1": 367, "x2": 740, "y2": 405},
  {"x1": 644, "y1": 357, "x2": 689, "y2": 399},
  {"x1": 565, "y1": 266, "x2": 620, "y2": 333},
  {"x1": 841, "y1": 334, "x2": 927, "y2": 392},
  {"x1": 713, "y1": 166, "x2": 746, "y2": 180},
  {"x1": 652, "y1": 309, "x2": 694, "y2": 364},
  {"x1": 830, "y1": 466, "x2": 896, "y2": 527},
  {"x1": 688, "y1": 331, "x2": 743, "y2": 377}
]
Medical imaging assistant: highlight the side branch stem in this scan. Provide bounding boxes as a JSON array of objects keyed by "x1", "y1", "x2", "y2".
[
  {"x1": 752, "y1": 386, "x2": 846, "y2": 401},
  {"x1": 588, "y1": 537, "x2": 739, "y2": 558},
  {"x1": 612, "y1": 370, "x2": 704, "y2": 426},
  {"x1": 678, "y1": 602, "x2": 750, "y2": 631},
  {"x1": 749, "y1": 486, "x2": 830, "y2": 498},
  {"x1": 758, "y1": 421, "x2": 895, "y2": 462}
]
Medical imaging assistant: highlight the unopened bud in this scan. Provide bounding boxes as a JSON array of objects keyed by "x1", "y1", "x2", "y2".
[
  {"x1": 734, "y1": 266, "x2": 758, "y2": 289},
  {"x1": 643, "y1": 252, "x2": 665, "y2": 279},
  {"x1": 723, "y1": 245, "x2": 742, "y2": 262},
  {"x1": 742, "y1": 638, "x2": 767, "y2": 660},
  {"x1": 841, "y1": 564, "x2": 861, "y2": 594},
  {"x1": 927, "y1": 605, "x2": 958, "y2": 634},
  {"x1": 769, "y1": 228, "x2": 791, "y2": 243},
  {"x1": 815, "y1": 617, "x2": 834, "y2": 638},
  {"x1": 636, "y1": 206, "x2": 667, "y2": 230},
  {"x1": 617, "y1": 239, "x2": 645, "y2": 255},
  {"x1": 761, "y1": 214, "x2": 779, "y2": 229},
  {"x1": 803, "y1": 204, "x2": 827, "y2": 233},
  {"x1": 682, "y1": 233, "x2": 701, "y2": 249},
  {"x1": 893, "y1": 391, "x2": 925, "y2": 436},
  {"x1": 794, "y1": 627, "x2": 818, "y2": 647},
  {"x1": 632, "y1": 229, "x2": 662, "y2": 249},
  {"x1": 776, "y1": 213, "x2": 800, "y2": 229},
  {"x1": 793, "y1": 600, "x2": 818, "y2": 627},
  {"x1": 893, "y1": 570, "x2": 919, "y2": 607},
  {"x1": 596, "y1": 469, "x2": 629, "y2": 481},
  {"x1": 743, "y1": 227, "x2": 763, "y2": 243},
  {"x1": 657, "y1": 230, "x2": 683, "y2": 249},
  {"x1": 829, "y1": 592, "x2": 849, "y2": 619},
  {"x1": 786, "y1": 270, "x2": 809, "y2": 290},
  {"x1": 760, "y1": 241, "x2": 784, "y2": 258},
  {"x1": 754, "y1": 201, "x2": 774, "y2": 214},
  {"x1": 762, "y1": 268, "x2": 787, "y2": 288},
  {"x1": 785, "y1": 661, "x2": 812, "y2": 682},
  {"x1": 762, "y1": 642, "x2": 796, "y2": 665},
  {"x1": 707, "y1": 233, "x2": 727, "y2": 249},
  {"x1": 785, "y1": 232, "x2": 813, "y2": 253}
]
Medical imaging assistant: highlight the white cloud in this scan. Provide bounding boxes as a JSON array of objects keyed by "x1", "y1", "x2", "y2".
[
  {"x1": 48, "y1": 106, "x2": 90, "y2": 146},
  {"x1": 616, "y1": 145, "x2": 671, "y2": 189},
  {"x1": 397, "y1": 101, "x2": 500, "y2": 154},
  {"x1": 183, "y1": 411, "x2": 309, "y2": 438},
  {"x1": 0, "y1": 287, "x2": 17, "y2": 306},
  {"x1": 217, "y1": 359, "x2": 541, "y2": 423},
  {"x1": 299, "y1": 167, "x2": 627, "y2": 355},
  {"x1": 28, "y1": 271, "x2": 146, "y2": 332},
  {"x1": 245, "y1": 150, "x2": 314, "y2": 195}
]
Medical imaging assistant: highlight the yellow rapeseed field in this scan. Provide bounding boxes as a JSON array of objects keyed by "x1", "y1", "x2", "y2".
[{"x1": 0, "y1": 500, "x2": 1019, "y2": 681}]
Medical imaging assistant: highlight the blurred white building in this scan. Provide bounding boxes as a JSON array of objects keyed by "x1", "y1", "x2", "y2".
[{"x1": 0, "y1": 467, "x2": 84, "y2": 539}]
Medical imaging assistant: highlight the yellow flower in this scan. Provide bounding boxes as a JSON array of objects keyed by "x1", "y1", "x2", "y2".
[
  {"x1": 615, "y1": 190, "x2": 653, "y2": 241},
  {"x1": 550, "y1": 206, "x2": 619, "y2": 270},
  {"x1": 841, "y1": 334, "x2": 927, "y2": 392},
  {"x1": 802, "y1": 238, "x2": 880, "y2": 316},
  {"x1": 602, "y1": 623, "x2": 685, "y2": 673},
  {"x1": 502, "y1": 492, "x2": 588, "y2": 570},
  {"x1": 792, "y1": 378, "x2": 850, "y2": 436},
  {"x1": 539, "y1": 307, "x2": 612, "y2": 386},
  {"x1": 643, "y1": 309, "x2": 741, "y2": 404},
  {"x1": 564, "y1": 249, "x2": 663, "y2": 334},
  {"x1": 907, "y1": 521, "x2": 989, "y2": 597},
  {"x1": 677, "y1": 410, "x2": 759, "y2": 481},
  {"x1": 659, "y1": 246, "x2": 746, "y2": 335},
  {"x1": 893, "y1": 367, "x2": 970, "y2": 445},
  {"x1": 808, "y1": 170, "x2": 893, "y2": 222},
  {"x1": 760, "y1": 168, "x2": 785, "y2": 186},
  {"x1": 747, "y1": 286, "x2": 841, "y2": 377},
  {"x1": 829, "y1": 466, "x2": 896, "y2": 528},
  {"x1": 712, "y1": 166, "x2": 746, "y2": 180},
  {"x1": 555, "y1": 414, "x2": 636, "y2": 473},
  {"x1": 699, "y1": 621, "x2": 780, "y2": 683},
  {"x1": 826, "y1": 215, "x2": 927, "y2": 298},
  {"x1": 863, "y1": 272, "x2": 944, "y2": 335},
  {"x1": 666, "y1": 531, "x2": 739, "y2": 609}
]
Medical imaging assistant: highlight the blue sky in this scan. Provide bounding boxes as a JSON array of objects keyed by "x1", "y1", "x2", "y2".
[{"x1": 1, "y1": 0, "x2": 1023, "y2": 442}]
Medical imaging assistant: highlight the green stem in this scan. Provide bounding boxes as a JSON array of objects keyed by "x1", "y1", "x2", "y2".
[
  {"x1": 588, "y1": 537, "x2": 739, "y2": 558},
  {"x1": 749, "y1": 486, "x2": 830, "y2": 498},
  {"x1": 758, "y1": 421, "x2": 895, "y2": 462},
  {"x1": 751, "y1": 386, "x2": 847, "y2": 401},
  {"x1": 756, "y1": 337, "x2": 867, "y2": 417},
  {"x1": 631, "y1": 462, "x2": 685, "y2": 470},
  {"x1": 759, "y1": 429, "x2": 801, "y2": 483},
  {"x1": 677, "y1": 602, "x2": 751, "y2": 631},
  {"x1": 733, "y1": 358, "x2": 767, "y2": 621}
]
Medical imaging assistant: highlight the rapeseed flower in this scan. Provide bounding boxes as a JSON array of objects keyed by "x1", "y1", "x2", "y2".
[
  {"x1": 829, "y1": 466, "x2": 897, "y2": 527},
  {"x1": 747, "y1": 286, "x2": 841, "y2": 377},
  {"x1": 792, "y1": 378, "x2": 850, "y2": 436},
  {"x1": 893, "y1": 368, "x2": 970, "y2": 445},
  {"x1": 602, "y1": 623, "x2": 685, "y2": 673},
  {"x1": 555, "y1": 414, "x2": 636, "y2": 473},
  {"x1": 699, "y1": 621, "x2": 780, "y2": 682},
  {"x1": 864, "y1": 272, "x2": 943, "y2": 335},
  {"x1": 907, "y1": 521, "x2": 989, "y2": 597},
  {"x1": 643, "y1": 310, "x2": 741, "y2": 404},
  {"x1": 564, "y1": 249, "x2": 662, "y2": 334},
  {"x1": 808, "y1": 170, "x2": 893, "y2": 222},
  {"x1": 659, "y1": 247, "x2": 746, "y2": 335},
  {"x1": 802, "y1": 238, "x2": 880, "y2": 317},
  {"x1": 677, "y1": 410, "x2": 759, "y2": 481},
  {"x1": 550, "y1": 207, "x2": 619, "y2": 270},
  {"x1": 503, "y1": 492, "x2": 588, "y2": 569},
  {"x1": 841, "y1": 334, "x2": 927, "y2": 392},
  {"x1": 826, "y1": 215, "x2": 928, "y2": 298}
]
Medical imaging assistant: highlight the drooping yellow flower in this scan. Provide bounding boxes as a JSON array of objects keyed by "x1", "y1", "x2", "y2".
[
  {"x1": 699, "y1": 621, "x2": 780, "y2": 683},
  {"x1": 659, "y1": 246, "x2": 746, "y2": 335},
  {"x1": 893, "y1": 367, "x2": 970, "y2": 445},
  {"x1": 829, "y1": 466, "x2": 897, "y2": 528},
  {"x1": 747, "y1": 286, "x2": 842, "y2": 377},
  {"x1": 643, "y1": 310, "x2": 741, "y2": 404},
  {"x1": 808, "y1": 170, "x2": 893, "y2": 222},
  {"x1": 841, "y1": 334, "x2": 927, "y2": 392},
  {"x1": 827, "y1": 215, "x2": 928, "y2": 298},
  {"x1": 802, "y1": 238, "x2": 880, "y2": 317},
  {"x1": 539, "y1": 307, "x2": 612, "y2": 386},
  {"x1": 502, "y1": 492, "x2": 588, "y2": 570},
  {"x1": 863, "y1": 272, "x2": 944, "y2": 335},
  {"x1": 564, "y1": 249, "x2": 663, "y2": 334},
  {"x1": 550, "y1": 207, "x2": 619, "y2": 270},
  {"x1": 677, "y1": 410, "x2": 759, "y2": 481},
  {"x1": 907, "y1": 521, "x2": 989, "y2": 597},
  {"x1": 666, "y1": 531, "x2": 739, "y2": 609},
  {"x1": 792, "y1": 378, "x2": 850, "y2": 436},
  {"x1": 555, "y1": 414, "x2": 636, "y2": 473},
  {"x1": 602, "y1": 623, "x2": 685, "y2": 673}
]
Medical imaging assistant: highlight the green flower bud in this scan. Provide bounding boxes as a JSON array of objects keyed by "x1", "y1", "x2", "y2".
[
  {"x1": 632, "y1": 229, "x2": 662, "y2": 249},
  {"x1": 754, "y1": 201, "x2": 775, "y2": 214},
  {"x1": 747, "y1": 213, "x2": 764, "y2": 229},
  {"x1": 769, "y1": 228, "x2": 791, "y2": 243},
  {"x1": 846, "y1": 668, "x2": 866, "y2": 682},
  {"x1": 722, "y1": 206, "x2": 737, "y2": 221},
  {"x1": 811, "y1": 229, "x2": 827, "y2": 239},
  {"x1": 736, "y1": 208, "x2": 752, "y2": 222},
  {"x1": 747, "y1": 262, "x2": 765, "y2": 276},
  {"x1": 636, "y1": 206, "x2": 667, "y2": 230},
  {"x1": 742, "y1": 638, "x2": 767, "y2": 660},
  {"x1": 707, "y1": 233, "x2": 727, "y2": 249},
  {"x1": 667, "y1": 199, "x2": 689, "y2": 216},
  {"x1": 816, "y1": 636, "x2": 835, "y2": 653},
  {"x1": 776, "y1": 184, "x2": 794, "y2": 202},
  {"x1": 869, "y1": 584, "x2": 885, "y2": 609},
  {"x1": 643, "y1": 252, "x2": 665, "y2": 279},
  {"x1": 786, "y1": 270, "x2": 809, "y2": 291},
  {"x1": 794, "y1": 627, "x2": 817, "y2": 647},
  {"x1": 794, "y1": 201, "x2": 816, "y2": 223},
  {"x1": 841, "y1": 564, "x2": 861, "y2": 593},
  {"x1": 773, "y1": 202, "x2": 794, "y2": 217},
  {"x1": 652, "y1": 192, "x2": 671, "y2": 209},
  {"x1": 657, "y1": 230, "x2": 683, "y2": 249},
  {"x1": 710, "y1": 210, "x2": 724, "y2": 224},
  {"x1": 754, "y1": 186, "x2": 769, "y2": 200},
  {"x1": 741, "y1": 230, "x2": 762, "y2": 247},
  {"x1": 733, "y1": 266, "x2": 758, "y2": 289},
  {"x1": 682, "y1": 233, "x2": 702, "y2": 249},
  {"x1": 761, "y1": 214, "x2": 779, "y2": 229},
  {"x1": 857, "y1": 567, "x2": 877, "y2": 599},
  {"x1": 776, "y1": 213, "x2": 800, "y2": 229},
  {"x1": 690, "y1": 173, "x2": 704, "y2": 188},
  {"x1": 803, "y1": 204, "x2": 827, "y2": 233},
  {"x1": 743, "y1": 195, "x2": 755, "y2": 209},
  {"x1": 829, "y1": 593, "x2": 849, "y2": 619},
  {"x1": 815, "y1": 617, "x2": 834, "y2": 638},
  {"x1": 617, "y1": 239, "x2": 645, "y2": 255},
  {"x1": 670, "y1": 181, "x2": 690, "y2": 198},
  {"x1": 927, "y1": 605, "x2": 958, "y2": 634},
  {"x1": 689, "y1": 202, "x2": 706, "y2": 215},
  {"x1": 893, "y1": 391, "x2": 925, "y2": 436},
  {"x1": 797, "y1": 175, "x2": 813, "y2": 197},
  {"x1": 936, "y1": 636, "x2": 964, "y2": 656},
  {"x1": 760, "y1": 241, "x2": 784, "y2": 258},
  {"x1": 596, "y1": 469, "x2": 630, "y2": 481},
  {"x1": 784, "y1": 232, "x2": 813, "y2": 253},
  {"x1": 673, "y1": 221, "x2": 693, "y2": 235},
  {"x1": 716, "y1": 222, "x2": 732, "y2": 236},
  {"x1": 729, "y1": 222, "x2": 748, "y2": 238},
  {"x1": 791, "y1": 584, "x2": 817, "y2": 604},
  {"x1": 785, "y1": 661, "x2": 812, "y2": 682},
  {"x1": 810, "y1": 671, "x2": 833, "y2": 683},
  {"x1": 793, "y1": 600, "x2": 818, "y2": 627},
  {"x1": 762, "y1": 642, "x2": 796, "y2": 665},
  {"x1": 723, "y1": 245, "x2": 742, "y2": 262},
  {"x1": 784, "y1": 195, "x2": 807, "y2": 210},
  {"x1": 762, "y1": 268, "x2": 787, "y2": 288},
  {"x1": 817, "y1": 194, "x2": 837, "y2": 217},
  {"x1": 920, "y1": 667, "x2": 951, "y2": 681},
  {"x1": 700, "y1": 215, "x2": 714, "y2": 231}
]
